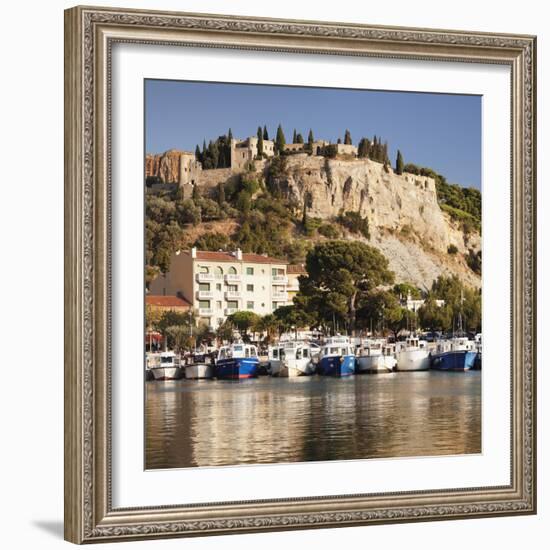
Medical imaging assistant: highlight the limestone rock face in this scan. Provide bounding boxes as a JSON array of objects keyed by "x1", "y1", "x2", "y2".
[
  {"x1": 272, "y1": 156, "x2": 481, "y2": 289},
  {"x1": 145, "y1": 150, "x2": 185, "y2": 184}
]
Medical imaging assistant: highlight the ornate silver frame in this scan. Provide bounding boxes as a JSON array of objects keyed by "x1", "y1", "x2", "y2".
[{"x1": 64, "y1": 5, "x2": 537, "y2": 544}]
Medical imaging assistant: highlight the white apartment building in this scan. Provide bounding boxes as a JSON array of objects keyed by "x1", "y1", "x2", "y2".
[{"x1": 149, "y1": 248, "x2": 290, "y2": 329}]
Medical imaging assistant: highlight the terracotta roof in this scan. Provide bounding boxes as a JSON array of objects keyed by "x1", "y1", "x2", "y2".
[
  {"x1": 192, "y1": 250, "x2": 287, "y2": 265},
  {"x1": 146, "y1": 295, "x2": 191, "y2": 308},
  {"x1": 287, "y1": 264, "x2": 307, "y2": 275}
]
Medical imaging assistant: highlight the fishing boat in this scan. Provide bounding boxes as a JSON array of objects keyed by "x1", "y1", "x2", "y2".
[
  {"x1": 356, "y1": 340, "x2": 396, "y2": 373},
  {"x1": 215, "y1": 343, "x2": 260, "y2": 380},
  {"x1": 145, "y1": 352, "x2": 156, "y2": 380},
  {"x1": 319, "y1": 336, "x2": 356, "y2": 377},
  {"x1": 431, "y1": 337, "x2": 477, "y2": 371},
  {"x1": 267, "y1": 344, "x2": 284, "y2": 376},
  {"x1": 278, "y1": 341, "x2": 316, "y2": 377},
  {"x1": 395, "y1": 337, "x2": 430, "y2": 371},
  {"x1": 148, "y1": 350, "x2": 183, "y2": 380},
  {"x1": 184, "y1": 351, "x2": 215, "y2": 379}
]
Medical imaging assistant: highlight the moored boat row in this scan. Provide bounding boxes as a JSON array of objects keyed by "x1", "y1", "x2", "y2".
[{"x1": 146, "y1": 333, "x2": 482, "y2": 381}]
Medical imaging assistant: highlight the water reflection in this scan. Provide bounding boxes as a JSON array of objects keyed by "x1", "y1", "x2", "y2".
[{"x1": 145, "y1": 372, "x2": 481, "y2": 469}]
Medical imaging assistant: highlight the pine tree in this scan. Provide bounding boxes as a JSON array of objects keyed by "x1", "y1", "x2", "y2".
[
  {"x1": 344, "y1": 129, "x2": 352, "y2": 145},
  {"x1": 292, "y1": 129, "x2": 297, "y2": 144},
  {"x1": 308, "y1": 129, "x2": 314, "y2": 145},
  {"x1": 257, "y1": 126, "x2": 264, "y2": 157},
  {"x1": 275, "y1": 124, "x2": 286, "y2": 154},
  {"x1": 263, "y1": 125, "x2": 269, "y2": 140},
  {"x1": 395, "y1": 150, "x2": 404, "y2": 175}
]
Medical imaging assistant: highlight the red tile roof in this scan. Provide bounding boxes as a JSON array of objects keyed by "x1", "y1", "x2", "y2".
[
  {"x1": 287, "y1": 264, "x2": 307, "y2": 275},
  {"x1": 192, "y1": 250, "x2": 287, "y2": 265},
  {"x1": 146, "y1": 295, "x2": 191, "y2": 308}
]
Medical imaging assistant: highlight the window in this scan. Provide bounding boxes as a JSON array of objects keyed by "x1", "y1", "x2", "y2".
[
  {"x1": 198, "y1": 300, "x2": 210, "y2": 309},
  {"x1": 246, "y1": 284, "x2": 254, "y2": 292},
  {"x1": 199, "y1": 266, "x2": 209, "y2": 273},
  {"x1": 228, "y1": 266, "x2": 237, "y2": 275},
  {"x1": 227, "y1": 300, "x2": 238, "y2": 309},
  {"x1": 272, "y1": 267, "x2": 285, "y2": 276},
  {"x1": 272, "y1": 302, "x2": 277, "y2": 310},
  {"x1": 215, "y1": 266, "x2": 223, "y2": 278},
  {"x1": 216, "y1": 283, "x2": 222, "y2": 291},
  {"x1": 246, "y1": 267, "x2": 254, "y2": 275},
  {"x1": 247, "y1": 301, "x2": 254, "y2": 310},
  {"x1": 227, "y1": 284, "x2": 238, "y2": 292},
  {"x1": 198, "y1": 283, "x2": 210, "y2": 291}
]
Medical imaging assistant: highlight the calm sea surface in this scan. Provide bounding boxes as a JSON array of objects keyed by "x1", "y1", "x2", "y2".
[{"x1": 145, "y1": 371, "x2": 481, "y2": 469}]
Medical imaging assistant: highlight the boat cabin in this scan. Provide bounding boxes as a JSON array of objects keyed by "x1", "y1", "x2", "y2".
[{"x1": 218, "y1": 343, "x2": 258, "y2": 360}]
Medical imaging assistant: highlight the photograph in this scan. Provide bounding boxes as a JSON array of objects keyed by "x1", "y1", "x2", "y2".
[{"x1": 144, "y1": 80, "x2": 483, "y2": 470}]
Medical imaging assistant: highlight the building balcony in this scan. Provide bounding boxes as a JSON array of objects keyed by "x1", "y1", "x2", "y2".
[
  {"x1": 225, "y1": 290, "x2": 242, "y2": 299},
  {"x1": 224, "y1": 307, "x2": 239, "y2": 316},
  {"x1": 272, "y1": 276, "x2": 288, "y2": 285},
  {"x1": 196, "y1": 290, "x2": 214, "y2": 299},
  {"x1": 224, "y1": 274, "x2": 241, "y2": 283},
  {"x1": 196, "y1": 273, "x2": 215, "y2": 282},
  {"x1": 198, "y1": 308, "x2": 213, "y2": 316},
  {"x1": 272, "y1": 293, "x2": 287, "y2": 301}
]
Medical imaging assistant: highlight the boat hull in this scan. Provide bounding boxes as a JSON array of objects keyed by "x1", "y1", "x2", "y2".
[
  {"x1": 185, "y1": 364, "x2": 215, "y2": 379},
  {"x1": 150, "y1": 366, "x2": 183, "y2": 380},
  {"x1": 356, "y1": 355, "x2": 395, "y2": 374},
  {"x1": 319, "y1": 355, "x2": 355, "y2": 377},
  {"x1": 269, "y1": 359, "x2": 283, "y2": 376},
  {"x1": 279, "y1": 358, "x2": 313, "y2": 377},
  {"x1": 431, "y1": 350, "x2": 477, "y2": 371},
  {"x1": 396, "y1": 349, "x2": 430, "y2": 371},
  {"x1": 216, "y1": 357, "x2": 259, "y2": 379}
]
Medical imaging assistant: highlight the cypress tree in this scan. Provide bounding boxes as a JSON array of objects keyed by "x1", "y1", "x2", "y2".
[
  {"x1": 395, "y1": 150, "x2": 404, "y2": 175},
  {"x1": 383, "y1": 141, "x2": 389, "y2": 164},
  {"x1": 344, "y1": 129, "x2": 352, "y2": 145},
  {"x1": 227, "y1": 128, "x2": 233, "y2": 141},
  {"x1": 263, "y1": 125, "x2": 269, "y2": 140},
  {"x1": 195, "y1": 144, "x2": 201, "y2": 161},
  {"x1": 308, "y1": 129, "x2": 314, "y2": 145},
  {"x1": 257, "y1": 126, "x2": 264, "y2": 157},
  {"x1": 275, "y1": 124, "x2": 286, "y2": 154},
  {"x1": 292, "y1": 129, "x2": 297, "y2": 144},
  {"x1": 337, "y1": 137, "x2": 342, "y2": 144},
  {"x1": 296, "y1": 133, "x2": 304, "y2": 144}
]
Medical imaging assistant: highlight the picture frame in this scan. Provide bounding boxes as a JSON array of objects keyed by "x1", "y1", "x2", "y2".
[{"x1": 64, "y1": 5, "x2": 537, "y2": 544}]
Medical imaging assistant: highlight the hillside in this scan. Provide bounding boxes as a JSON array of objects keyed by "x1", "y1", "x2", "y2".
[
  {"x1": 146, "y1": 154, "x2": 481, "y2": 291},
  {"x1": 269, "y1": 155, "x2": 481, "y2": 289}
]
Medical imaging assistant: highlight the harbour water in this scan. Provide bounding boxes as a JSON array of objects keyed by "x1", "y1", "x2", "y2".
[{"x1": 145, "y1": 371, "x2": 481, "y2": 470}]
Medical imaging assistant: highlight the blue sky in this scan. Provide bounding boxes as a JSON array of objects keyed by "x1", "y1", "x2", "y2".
[{"x1": 145, "y1": 79, "x2": 481, "y2": 190}]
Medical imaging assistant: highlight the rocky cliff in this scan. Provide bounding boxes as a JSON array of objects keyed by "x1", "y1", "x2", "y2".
[
  {"x1": 146, "y1": 149, "x2": 185, "y2": 184},
  {"x1": 272, "y1": 155, "x2": 481, "y2": 289}
]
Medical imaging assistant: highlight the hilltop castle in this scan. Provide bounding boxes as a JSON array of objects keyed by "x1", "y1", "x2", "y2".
[{"x1": 145, "y1": 135, "x2": 359, "y2": 191}]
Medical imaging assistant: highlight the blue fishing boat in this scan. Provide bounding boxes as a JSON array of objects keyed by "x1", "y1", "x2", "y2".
[
  {"x1": 215, "y1": 343, "x2": 259, "y2": 379},
  {"x1": 430, "y1": 337, "x2": 477, "y2": 371},
  {"x1": 319, "y1": 336, "x2": 356, "y2": 377}
]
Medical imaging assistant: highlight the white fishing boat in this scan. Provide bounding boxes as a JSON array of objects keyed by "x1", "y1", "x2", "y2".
[
  {"x1": 356, "y1": 340, "x2": 396, "y2": 373},
  {"x1": 267, "y1": 344, "x2": 285, "y2": 376},
  {"x1": 149, "y1": 351, "x2": 183, "y2": 380},
  {"x1": 269, "y1": 341, "x2": 317, "y2": 377},
  {"x1": 184, "y1": 352, "x2": 215, "y2": 379},
  {"x1": 278, "y1": 341, "x2": 316, "y2": 377},
  {"x1": 395, "y1": 337, "x2": 430, "y2": 371}
]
